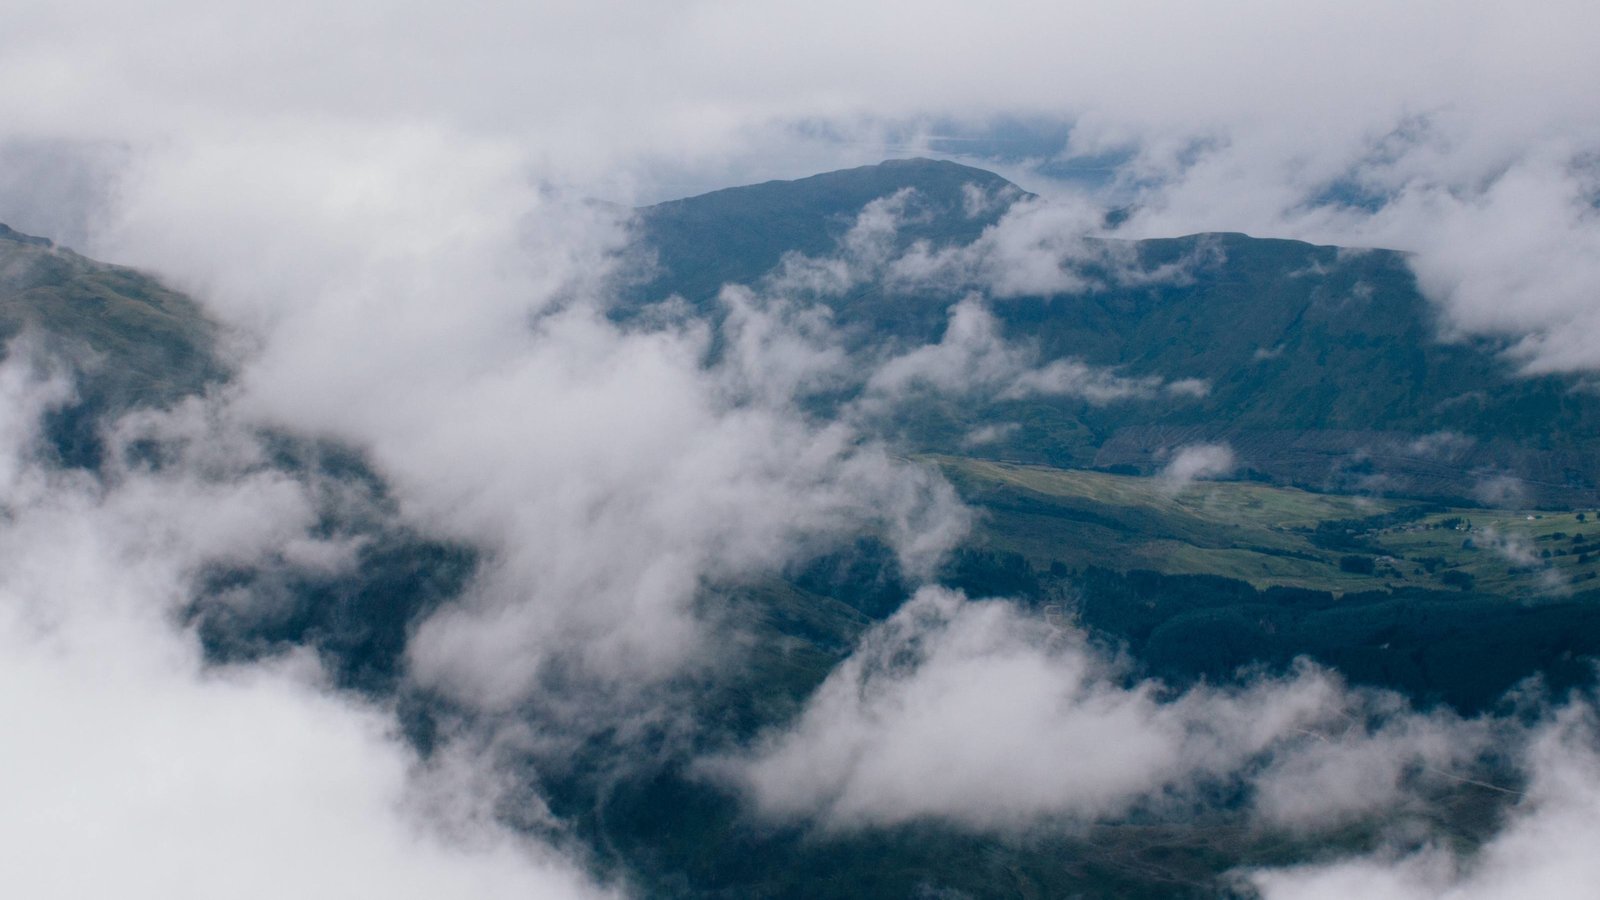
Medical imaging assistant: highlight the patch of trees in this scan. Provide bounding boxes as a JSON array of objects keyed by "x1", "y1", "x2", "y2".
[
  {"x1": 1311, "y1": 504, "x2": 1444, "y2": 551},
  {"x1": 1339, "y1": 555, "x2": 1377, "y2": 574}
]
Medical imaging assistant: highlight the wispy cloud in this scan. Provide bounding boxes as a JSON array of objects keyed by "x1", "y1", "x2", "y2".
[
  {"x1": 1, "y1": 0, "x2": 1598, "y2": 888},
  {"x1": 0, "y1": 347, "x2": 615, "y2": 899},
  {"x1": 1250, "y1": 702, "x2": 1600, "y2": 899},
  {"x1": 1159, "y1": 442, "x2": 1238, "y2": 491},
  {"x1": 707, "y1": 586, "x2": 1496, "y2": 835}
]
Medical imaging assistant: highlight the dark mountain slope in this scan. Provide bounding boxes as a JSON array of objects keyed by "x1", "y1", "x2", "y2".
[
  {"x1": 1011, "y1": 234, "x2": 1600, "y2": 501},
  {"x1": 629, "y1": 157, "x2": 1029, "y2": 308},
  {"x1": 628, "y1": 164, "x2": 1600, "y2": 505}
]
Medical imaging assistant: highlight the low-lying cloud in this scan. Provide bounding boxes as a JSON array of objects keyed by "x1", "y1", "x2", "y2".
[
  {"x1": 1159, "y1": 442, "x2": 1238, "y2": 491},
  {"x1": 864, "y1": 296, "x2": 1206, "y2": 407},
  {"x1": 88, "y1": 135, "x2": 973, "y2": 728},
  {"x1": 2, "y1": 1, "x2": 1599, "y2": 891},
  {"x1": 1250, "y1": 701, "x2": 1600, "y2": 900},
  {"x1": 719, "y1": 191, "x2": 1217, "y2": 416},
  {"x1": 0, "y1": 350, "x2": 613, "y2": 899},
  {"x1": 708, "y1": 586, "x2": 1495, "y2": 834}
]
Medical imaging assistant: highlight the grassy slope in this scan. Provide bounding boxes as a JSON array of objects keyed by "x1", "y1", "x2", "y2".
[
  {"x1": 0, "y1": 229, "x2": 221, "y2": 399},
  {"x1": 937, "y1": 456, "x2": 1600, "y2": 597}
]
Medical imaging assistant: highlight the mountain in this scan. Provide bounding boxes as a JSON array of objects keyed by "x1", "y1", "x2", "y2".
[
  {"x1": 630, "y1": 157, "x2": 1029, "y2": 307},
  {"x1": 0, "y1": 223, "x2": 223, "y2": 462},
  {"x1": 7, "y1": 164, "x2": 1598, "y2": 898},
  {"x1": 628, "y1": 160, "x2": 1600, "y2": 506},
  {"x1": 1002, "y1": 233, "x2": 1600, "y2": 504}
]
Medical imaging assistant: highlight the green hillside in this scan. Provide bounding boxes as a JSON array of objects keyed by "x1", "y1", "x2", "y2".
[{"x1": 940, "y1": 456, "x2": 1600, "y2": 596}]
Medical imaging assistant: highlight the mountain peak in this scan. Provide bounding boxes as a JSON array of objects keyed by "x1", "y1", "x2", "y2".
[
  {"x1": 632, "y1": 159, "x2": 1030, "y2": 305},
  {"x1": 0, "y1": 223, "x2": 54, "y2": 249},
  {"x1": 645, "y1": 157, "x2": 1029, "y2": 213}
]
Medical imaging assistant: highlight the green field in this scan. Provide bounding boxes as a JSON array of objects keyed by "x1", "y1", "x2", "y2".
[{"x1": 934, "y1": 456, "x2": 1600, "y2": 597}]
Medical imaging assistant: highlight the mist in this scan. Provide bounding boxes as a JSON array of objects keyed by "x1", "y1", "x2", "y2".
[{"x1": 3, "y1": 1, "x2": 1600, "y2": 895}]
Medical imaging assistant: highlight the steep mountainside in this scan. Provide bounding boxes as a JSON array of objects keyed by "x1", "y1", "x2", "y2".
[{"x1": 0, "y1": 224, "x2": 223, "y2": 462}]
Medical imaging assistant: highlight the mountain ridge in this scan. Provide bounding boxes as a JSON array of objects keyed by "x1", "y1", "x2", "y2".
[
  {"x1": 627, "y1": 162, "x2": 1600, "y2": 506},
  {"x1": 0, "y1": 220, "x2": 223, "y2": 464}
]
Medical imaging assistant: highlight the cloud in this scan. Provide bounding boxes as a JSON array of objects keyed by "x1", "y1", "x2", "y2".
[
  {"x1": 1112, "y1": 116, "x2": 1600, "y2": 376},
  {"x1": 1159, "y1": 442, "x2": 1238, "y2": 490},
  {"x1": 6, "y1": 2, "x2": 1595, "y2": 381},
  {"x1": 60, "y1": 129, "x2": 974, "y2": 727},
  {"x1": 762, "y1": 188, "x2": 921, "y2": 298},
  {"x1": 6, "y1": 1, "x2": 1593, "y2": 176},
  {"x1": 961, "y1": 422, "x2": 1020, "y2": 448},
  {"x1": 2, "y1": 1, "x2": 1599, "y2": 888},
  {"x1": 757, "y1": 184, "x2": 1218, "y2": 308},
  {"x1": 1248, "y1": 703, "x2": 1498, "y2": 832},
  {"x1": 707, "y1": 586, "x2": 1496, "y2": 834},
  {"x1": 863, "y1": 295, "x2": 1201, "y2": 407},
  {"x1": 0, "y1": 138, "x2": 125, "y2": 250},
  {"x1": 1406, "y1": 431, "x2": 1475, "y2": 459},
  {"x1": 1473, "y1": 475, "x2": 1529, "y2": 509},
  {"x1": 673, "y1": 197, "x2": 1213, "y2": 425},
  {"x1": 707, "y1": 192, "x2": 1219, "y2": 419},
  {"x1": 0, "y1": 332, "x2": 76, "y2": 492},
  {"x1": 724, "y1": 192, "x2": 1215, "y2": 417},
  {"x1": 886, "y1": 198, "x2": 1110, "y2": 297},
  {"x1": 0, "y1": 349, "x2": 613, "y2": 899},
  {"x1": 890, "y1": 197, "x2": 1225, "y2": 298},
  {"x1": 1249, "y1": 701, "x2": 1600, "y2": 900}
]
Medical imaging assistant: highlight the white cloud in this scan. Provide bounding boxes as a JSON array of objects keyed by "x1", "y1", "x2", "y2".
[
  {"x1": 1249, "y1": 703, "x2": 1497, "y2": 831},
  {"x1": 0, "y1": 332, "x2": 75, "y2": 494},
  {"x1": 864, "y1": 295, "x2": 1198, "y2": 407},
  {"x1": 887, "y1": 198, "x2": 1108, "y2": 297},
  {"x1": 0, "y1": 351, "x2": 613, "y2": 900},
  {"x1": 1, "y1": 1, "x2": 1599, "y2": 887},
  {"x1": 763, "y1": 189, "x2": 919, "y2": 297},
  {"x1": 961, "y1": 422, "x2": 1020, "y2": 448},
  {"x1": 1251, "y1": 703, "x2": 1600, "y2": 900},
  {"x1": 5, "y1": 0, "x2": 1593, "y2": 377},
  {"x1": 50, "y1": 128, "x2": 974, "y2": 724},
  {"x1": 0, "y1": 627, "x2": 612, "y2": 900},
  {"x1": 707, "y1": 587, "x2": 1388, "y2": 831},
  {"x1": 1473, "y1": 475, "x2": 1529, "y2": 509},
  {"x1": 1159, "y1": 442, "x2": 1238, "y2": 490},
  {"x1": 1406, "y1": 431, "x2": 1475, "y2": 459},
  {"x1": 708, "y1": 585, "x2": 1535, "y2": 864}
]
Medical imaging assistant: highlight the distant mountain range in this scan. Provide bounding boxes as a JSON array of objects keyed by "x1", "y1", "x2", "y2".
[{"x1": 630, "y1": 158, "x2": 1600, "y2": 507}]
